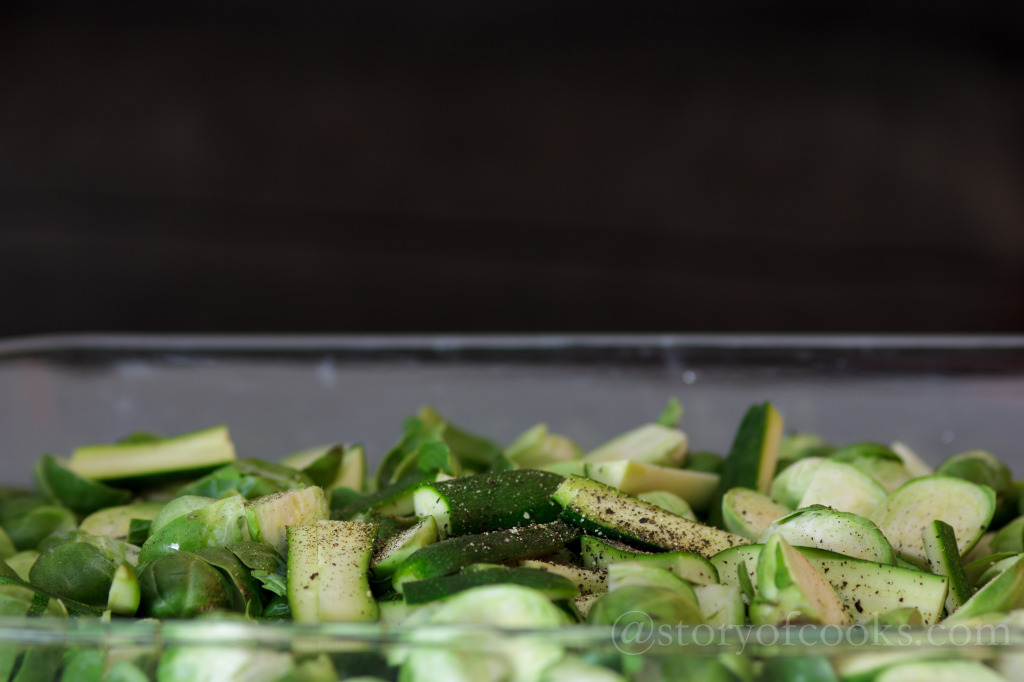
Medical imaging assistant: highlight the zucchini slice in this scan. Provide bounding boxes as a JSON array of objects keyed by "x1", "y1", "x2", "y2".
[
  {"x1": 921, "y1": 519, "x2": 972, "y2": 614},
  {"x1": 583, "y1": 460, "x2": 719, "y2": 513},
  {"x1": 708, "y1": 402, "x2": 783, "y2": 528},
  {"x1": 67, "y1": 426, "x2": 237, "y2": 484},
  {"x1": 391, "y1": 521, "x2": 580, "y2": 592},
  {"x1": 518, "y1": 559, "x2": 607, "y2": 594},
  {"x1": 412, "y1": 470, "x2": 563, "y2": 539},
  {"x1": 553, "y1": 476, "x2": 747, "y2": 557},
  {"x1": 712, "y1": 544, "x2": 949, "y2": 625},
  {"x1": 245, "y1": 486, "x2": 329, "y2": 558},
  {"x1": 371, "y1": 516, "x2": 439, "y2": 580},
  {"x1": 876, "y1": 475, "x2": 996, "y2": 568},
  {"x1": 580, "y1": 536, "x2": 719, "y2": 585},
  {"x1": 286, "y1": 521, "x2": 378, "y2": 623}
]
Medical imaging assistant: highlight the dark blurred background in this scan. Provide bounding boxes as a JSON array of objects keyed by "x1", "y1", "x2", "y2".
[{"x1": 2, "y1": 1, "x2": 1023, "y2": 336}]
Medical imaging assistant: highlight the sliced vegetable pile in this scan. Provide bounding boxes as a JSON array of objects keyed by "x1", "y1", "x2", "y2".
[{"x1": 1, "y1": 402, "x2": 1023, "y2": 681}]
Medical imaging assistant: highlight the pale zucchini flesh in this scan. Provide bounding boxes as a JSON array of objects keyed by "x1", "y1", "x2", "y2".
[
  {"x1": 68, "y1": 426, "x2": 237, "y2": 482},
  {"x1": 245, "y1": 486, "x2": 329, "y2": 558},
  {"x1": 584, "y1": 460, "x2": 719, "y2": 513},
  {"x1": 316, "y1": 520, "x2": 378, "y2": 622}
]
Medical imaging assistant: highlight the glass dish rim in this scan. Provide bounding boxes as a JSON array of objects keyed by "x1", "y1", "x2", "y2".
[
  {"x1": 1, "y1": 616, "x2": 1024, "y2": 657},
  {"x1": 3, "y1": 332, "x2": 1024, "y2": 358}
]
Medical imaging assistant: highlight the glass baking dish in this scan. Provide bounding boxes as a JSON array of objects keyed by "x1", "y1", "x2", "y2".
[{"x1": 2, "y1": 333, "x2": 1024, "y2": 682}]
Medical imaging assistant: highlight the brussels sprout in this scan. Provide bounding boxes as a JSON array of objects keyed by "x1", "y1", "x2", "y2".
[
  {"x1": 194, "y1": 547, "x2": 262, "y2": 617},
  {"x1": 5, "y1": 550, "x2": 38, "y2": 582},
  {"x1": 584, "y1": 424, "x2": 688, "y2": 468},
  {"x1": 750, "y1": 534, "x2": 851, "y2": 627},
  {"x1": 947, "y1": 554, "x2": 1024, "y2": 622},
  {"x1": 2, "y1": 505, "x2": 77, "y2": 551},
  {"x1": 148, "y1": 496, "x2": 217, "y2": 537},
  {"x1": 281, "y1": 444, "x2": 366, "y2": 493},
  {"x1": 0, "y1": 557, "x2": 19, "y2": 582},
  {"x1": 156, "y1": 645, "x2": 294, "y2": 682},
  {"x1": 79, "y1": 502, "x2": 164, "y2": 540},
  {"x1": 138, "y1": 495, "x2": 248, "y2": 565},
  {"x1": 35, "y1": 454, "x2": 132, "y2": 516},
  {"x1": 10, "y1": 645, "x2": 64, "y2": 682},
  {"x1": 138, "y1": 552, "x2": 233, "y2": 618},
  {"x1": 416, "y1": 405, "x2": 507, "y2": 475},
  {"x1": 768, "y1": 457, "x2": 825, "y2": 509},
  {"x1": 178, "y1": 460, "x2": 312, "y2": 500},
  {"x1": 588, "y1": 585, "x2": 705, "y2": 627},
  {"x1": 938, "y1": 450, "x2": 1016, "y2": 525},
  {"x1": 0, "y1": 582, "x2": 67, "y2": 617},
  {"x1": 777, "y1": 433, "x2": 835, "y2": 466},
  {"x1": 684, "y1": 451, "x2": 724, "y2": 474},
  {"x1": 0, "y1": 527, "x2": 14, "y2": 560},
  {"x1": 392, "y1": 584, "x2": 568, "y2": 681},
  {"x1": 262, "y1": 594, "x2": 290, "y2": 619},
  {"x1": 59, "y1": 648, "x2": 106, "y2": 682},
  {"x1": 761, "y1": 656, "x2": 839, "y2": 682},
  {"x1": 505, "y1": 424, "x2": 583, "y2": 470},
  {"x1": 656, "y1": 656, "x2": 749, "y2": 682},
  {"x1": 539, "y1": 657, "x2": 628, "y2": 682},
  {"x1": 990, "y1": 516, "x2": 1024, "y2": 555},
  {"x1": 29, "y1": 539, "x2": 120, "y2": 607},
  {"x1": 400, "y1": 648, "x2": 509, "y2": 682},
  {"x1": 288, "y1": 656, "x2": 344, "y2": 682},
  {"x1": 227, "y1": 541, "x2": 286, "y2": 575},
  {"x1": 606, "y1": 562, "x2": 698, "y2": 604},
  {"x1": 127, "y1": 519, "x2": 153, "y2": 546},
  {"x1": 227, "y1": 542, "x2": 287, "y2": 599},
  {"x1": 105, "y1": 660, "x2": 151, "y2": 682},
  {"x1": 829, "y1": 443, "x2": 911, "y2": 493},
  {"x1": 0, "y1": 494, "x2": 49, "y2": 523}
]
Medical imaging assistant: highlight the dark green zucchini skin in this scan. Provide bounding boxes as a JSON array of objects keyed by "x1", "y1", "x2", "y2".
[
  {"x1": 422, "y1": 470, "x2": 564, "y2": 536},
  {"x1": 402, "y1": 567, "x2": 579, "y2": 605},
  {"x1": 708, "y1": 402, "x2": 780, "y2": 528},
  {"x1": 393, "y1": 521, "x2": 581, "y2": 587}
]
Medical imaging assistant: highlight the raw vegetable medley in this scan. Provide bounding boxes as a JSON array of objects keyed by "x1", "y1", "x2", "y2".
[{"x1": 2, "y1": 400, "x2": 1024, "y2": 682}]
